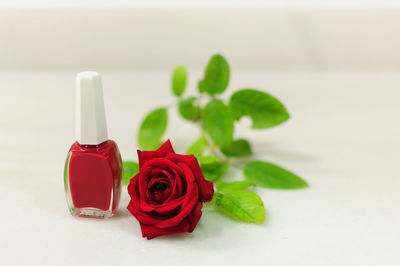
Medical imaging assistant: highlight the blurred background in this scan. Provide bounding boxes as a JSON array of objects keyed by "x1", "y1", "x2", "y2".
[
  {"x1": 0, "y1": 1, "x2": 399, "y2": 266},
  {"x1": 2, "y1": 0, "x2": 400, "y2": 69},
  {"x1": 1, "y1": 0, "x2": 399, "y2": 153}
]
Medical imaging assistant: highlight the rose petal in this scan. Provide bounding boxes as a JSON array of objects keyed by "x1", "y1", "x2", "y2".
[
  {"x1": 138, "y1": 158, "x2": 184, "y2": 203},
  {"x1": 127, "y1": 174, "x2": 167, "y2": 224},
  {"x1": 146, "y1": 177, "x2": 172, "y2": 204},
  {"x1": 140, "y1": 220, "x2": 189, "y2": 240},
  {"x1": 148, "y1": 176, "x2": 170, "y2": 188},
  {"x1": 161, "y1": 169, "x2": 181, "y2": 202},
  {"x1": 145, "y1": 176, "x2": 172, "y2": 203},
  {"x1": 127, "y1": 201, "x2": 167, "y2": 224},
  {"x1": 139, "y1": 158, "x2": 182, "y2": 200},
  {"x1": 154, "y1": 163, "x2": 199, "y2": 229},
  {"x1": 148, "y1": 169, "x2": 166, "y2": 180},
  {"x1": 140, "y1": 195, "x2": 185, "y2": 215},
  {"x1": 137, "y1": 140, "x2": 175, "y2": 169},
  {"x1": 139, "y1": 202, "x2": 203, "y2": 239},
  {"x1": 145, "y1": 171, "x2": 174, "y2": 203},
  {"x1": 166, "y1": 153, "x2": 214, "y2": 202},
  {"x1": 138, "y1": 169, "x2": 150, "y2": 203},
  {"x1": 141, "y1": 158, "x2": 185, "y2": 178},
  {"x1": 127, "y1": 174, "x2": 141, "y2": 208},
  {"x1": 188, "y1": 202, "x2": 202, "y2": 232},
  {"x1": 161, "y1": 170, "x2": 175, "y2": 188},
  {"x1": 148, "y1": 169, "x2": 178, "y2": 201},
  {"x1": 164, "y1": 169, "x2": 186, "y2": 203}
]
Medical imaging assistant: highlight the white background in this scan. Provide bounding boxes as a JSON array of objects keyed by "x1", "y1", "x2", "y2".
[
  {"x1": 1, "y1": 1, "x2": 400, "y2": 69},
  {"x1": 0, "y1": 1, "x2": 399, "y2": 266}
]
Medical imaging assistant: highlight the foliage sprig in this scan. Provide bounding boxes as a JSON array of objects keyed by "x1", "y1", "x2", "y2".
[{"x1": 123, "y1": 54, "x2": 308, "y2": 223}]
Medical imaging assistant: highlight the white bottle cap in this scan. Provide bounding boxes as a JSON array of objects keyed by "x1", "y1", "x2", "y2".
[{"x1": 75, "y1": 71, "x2": 108, "y2": 145}]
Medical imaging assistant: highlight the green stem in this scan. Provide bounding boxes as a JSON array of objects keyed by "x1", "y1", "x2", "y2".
[{"x1": 196, "y1": 92, "x2": 228, "y2": 161}]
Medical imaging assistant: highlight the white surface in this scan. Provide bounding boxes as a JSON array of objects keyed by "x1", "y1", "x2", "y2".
[
  {"x1": 0, "y1": 69, "x2": 399, "y2": 265},
  {"x1": 1, "y1": 4, "x2": 400, "y2": 69},
  {"x1": 76, "y1": 71, "x2": 108, "y2": 145}
]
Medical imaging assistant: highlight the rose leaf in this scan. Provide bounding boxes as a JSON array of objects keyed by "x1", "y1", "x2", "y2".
[
  {"x1": 244, "y1": 160, "x2": 308, "y2": 189},
  {"x1": 202, "y1": 99, "x2": 234, "y2": 148},
  {"x1": 215, "y1": 180, "x2": 254, "y2": 192},
  {"x1": 200, "y1": 161, "x2": 230, "y2": 182},
  {"x1": 171, "y1": 65, "x2": 187, "y2": 97},
  {"x1": 198, "y1": 54, "x2": 230, "y2": 95},
  {"x1": 138, "y1": 107, "x2": 168, "y2": 150},
  {"x1": 197, "y1": 155, "x2": 219, "y2": 165},
  {"x1": 229, "y1": 89, "x2": 290, "y2": 129},
  {"x1": 178, "y1": 96, "x2": 200, "y2": 121},
  {"x1": 122, "y1": 161, "x2": 139, "y2": 185},
  {"x1": 215, "y1": 190, "x2": 265, "y2": 223},
  {"x1": 221, "y1": 139, "x2": 252, "y2": 158}
]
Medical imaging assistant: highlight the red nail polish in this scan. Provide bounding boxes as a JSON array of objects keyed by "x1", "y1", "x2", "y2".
[{"x1": 64, "y1": 72, "x2": 122, "y2": 218}]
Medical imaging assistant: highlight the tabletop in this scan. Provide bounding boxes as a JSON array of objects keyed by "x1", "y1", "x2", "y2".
[{"x1": 0, "y1": 69, "x2": 399, "y2": 266}]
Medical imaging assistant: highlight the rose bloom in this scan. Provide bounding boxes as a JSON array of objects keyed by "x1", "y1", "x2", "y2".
[{"x1": 127, "y1": 140, "x2": 214, "y2": 239}]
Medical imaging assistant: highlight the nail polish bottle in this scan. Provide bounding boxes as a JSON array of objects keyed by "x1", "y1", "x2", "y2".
[{"x1": 64, "y1": 71, "x2": 122, "y2": 218}]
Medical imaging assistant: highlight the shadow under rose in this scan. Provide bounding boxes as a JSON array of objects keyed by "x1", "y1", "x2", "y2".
[{"x1": 113, "y1": 204, "x2": 260, "y2": 247}]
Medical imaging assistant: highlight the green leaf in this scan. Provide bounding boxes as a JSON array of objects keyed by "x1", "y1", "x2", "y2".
[
  {"x1": 138, "y1": 107, "x2": 168, "y2": 150},
  {"x1": 171, "y1": 65, "x2": 187, "y2": 96},
  {"x1": 178, "y1": 96, "x2": 200, "y2": 120},
  {"x1": 221, "y1": 139, "x2": 252, "y2": 158},
  {"x1": 244, "y1": 160, "x2": 308, "y2": 189},
  {"x1": 201, "y1": 161, "x2": 230, "y2": 181},
  {"x1": 202, "y1": 99, "x2": 234, "y2": 147},
  {"x1": 186, "y1": 135, "x2": 207, "y2": 157},
  {"x1": 229, "y1": 89, "x2": 290, "y2": 129},
  {"x1": 215, "y1": 190, "x2": 265, "y2": 222},
  {"x1": 198, "y1": 54, "x2": 230, "y2": 95},
  {"x1": 197, "y1": 155, "x2": 219, "y2": 164},
  {"x1": 122, "y1": 161, "x2": 139, "y2": 185},
  {"x1": 216, "y1": 180, "x2": 253, "y2": 192}
]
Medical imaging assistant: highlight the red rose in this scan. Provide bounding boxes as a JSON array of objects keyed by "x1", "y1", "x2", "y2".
[{"x1": 127, "y1": 140, "x2": 214, "y2": 239}]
